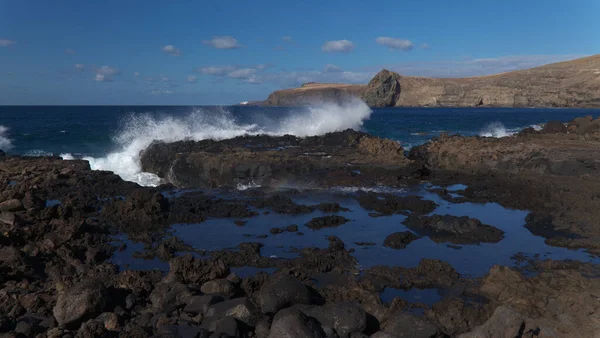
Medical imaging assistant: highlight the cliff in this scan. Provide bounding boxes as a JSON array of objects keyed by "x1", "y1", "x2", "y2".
[{"x1": 260, "y1": 55, "x2": 600, "y2": 108}]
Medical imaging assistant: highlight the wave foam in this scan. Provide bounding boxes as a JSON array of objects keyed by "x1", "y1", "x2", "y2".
[
  {"x1": 478, "y1": 122, "x2": 520, "y2": 138},
  {"x1": 80, "y1": 99, "x2": 372, "y2": 187},
  {"x1": 0, "y1": 126, "x2": 13, "y2": 150}
]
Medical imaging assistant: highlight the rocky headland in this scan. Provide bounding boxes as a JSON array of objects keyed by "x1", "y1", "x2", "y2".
[
  {"x1": 260, "y1": 55, "x2": 600, "y2": 108},
  {"x1": 2, "y1": 115, "x2": 600, "y2": 337}
]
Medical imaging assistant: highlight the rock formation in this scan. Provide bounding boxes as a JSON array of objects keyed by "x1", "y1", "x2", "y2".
[{"x1": 258, "y1": 54, "x2": 600, "y2": 108}]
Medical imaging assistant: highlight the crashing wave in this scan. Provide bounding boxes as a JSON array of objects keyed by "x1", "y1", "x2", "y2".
[
  {"x1": 68, "y1": 99, "x2": 372, "y2": 187},
  {"x1": 0, "y1": 126, "x2": 13, "y2": 150},
  {"x1": 478, "y1": 122, "x2": 520, "y2": 138}
]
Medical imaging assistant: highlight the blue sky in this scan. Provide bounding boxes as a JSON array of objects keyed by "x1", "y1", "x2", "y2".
[{"x1": 0, "y1": 0, "x2": 598, "y2": 105}]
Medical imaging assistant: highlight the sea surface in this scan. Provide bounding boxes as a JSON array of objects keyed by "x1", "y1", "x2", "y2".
[{"x1": 1, "y1": 101, "x2": 599, "y2": 186}]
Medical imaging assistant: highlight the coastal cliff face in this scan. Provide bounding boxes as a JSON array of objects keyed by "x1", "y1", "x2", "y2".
[{"x1": 260, "y1": 55, "x2": 600, "y2": 108}]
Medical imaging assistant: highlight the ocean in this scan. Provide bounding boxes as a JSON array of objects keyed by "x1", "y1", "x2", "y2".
[{"x1": 1, "y1": 101, "x2": 599, "y2": 186}]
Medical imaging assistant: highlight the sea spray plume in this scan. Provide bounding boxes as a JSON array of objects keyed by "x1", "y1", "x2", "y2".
[
  {"x1": 0, "y1": 126, "x2": 13, "y2": 150},
  {"x1": 479, "y1": 122, "x2": 519, "y2": 138},
  {"x1": 278, "y1": 98, "x2": 372, "y2": 137},
  {"x1": 81, "y1": 100, "x2": 373, "y2": 186}
]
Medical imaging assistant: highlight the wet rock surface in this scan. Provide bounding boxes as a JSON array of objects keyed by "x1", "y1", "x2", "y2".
[
  {"x1": 140, "y1": 129, "x2": 413, "y2": 188},
  {"x1": 403, "y1": 215, "x2": 505, "y2": 245},
  {"x1": 2, "y1": 120, "x2": 600, "y2": 337}
]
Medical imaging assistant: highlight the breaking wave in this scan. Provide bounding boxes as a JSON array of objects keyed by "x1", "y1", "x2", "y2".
[
  {"x1": 0, "y1": 126, "x2": 13, "y2": 150},
  {"x1": 62, "y1": 99, "x2": 372, "y2": 187},
  {"x1": 478, "y1": 122, "x2": 521, "y2": 138}
]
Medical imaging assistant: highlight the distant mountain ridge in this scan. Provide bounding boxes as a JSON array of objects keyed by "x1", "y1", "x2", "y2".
[{"x1": 258, "y1": 55, "x2": 600, "y2": 108}]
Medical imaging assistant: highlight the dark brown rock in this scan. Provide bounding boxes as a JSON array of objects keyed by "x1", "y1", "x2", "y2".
[
  {"x1": 403, "y1": 214, "x2": 504, "y2": 244},
  {"x1": 305, "y1": 216, "x2": 350, "y2": 230},
  {"x1": 362, "y1": 69, "x2": 401, "y2": 107},
  {"x1": 383, "y1": 231, "x2": 420, "y2": 249},
  {"x1": 259, "y1": 275, "x2": 311, "y2": 314},
  {"x1": 53, "y1": 280, "x2": 108, "y2": 328}
]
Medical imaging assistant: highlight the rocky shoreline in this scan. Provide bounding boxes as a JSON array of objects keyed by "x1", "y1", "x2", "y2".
[{"x1": 2, "y1": 116, "x2": 600, "y2": 337}]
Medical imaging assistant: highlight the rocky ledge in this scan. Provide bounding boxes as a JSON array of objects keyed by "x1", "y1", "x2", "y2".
[
  {"x1": 140, "y1": 129, "x2": 414, "y2": 189},
  {"x1": 259, "y1": 54, "x2": 600, "y2": 108}
]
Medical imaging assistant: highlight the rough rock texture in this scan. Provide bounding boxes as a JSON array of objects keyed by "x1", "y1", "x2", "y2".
[
  {"x1": 383, "y1": 231, "x2": 420, "y2": 249},
  {"x1": 403, "y1": 215, "x2": 505, "y2": 244},
  {"x1": 258, "y1": 275, "x2": 312, "y2": 314},
  {"x1": 362, "y1": 69, "x2": 401, "y2": 107},
  {"x1": 140, "y1": 129, "x2": 412, "y2": 188},
  {"x1": 53, "y1": 280, "x2": 109, "y2": 328},
  {"x1": 267, "y1": 308, "x2": 326, "y2": 338},
  {"x1": 457, "y1": 306, "x2": 525, "y2": 338},
  {"x1": 258, "y1": 55, "x2": 600, "y2": 108}
]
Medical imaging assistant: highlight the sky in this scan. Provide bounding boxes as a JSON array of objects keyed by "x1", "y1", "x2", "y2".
[{"x1": 0, "y1": 0, "x2": 598, "y2": 105}]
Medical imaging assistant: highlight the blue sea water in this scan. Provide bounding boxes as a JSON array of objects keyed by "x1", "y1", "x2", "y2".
[{"x1": 1, "y1": 102, "x2": 599, "y2": 185}]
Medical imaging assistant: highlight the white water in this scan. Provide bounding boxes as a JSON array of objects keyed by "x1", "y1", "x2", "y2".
[
  {"x1": 478, "y1": 122, "x2": 521, "y2": 138},
  {"x1": 62, "y1": 99, "x2": 372, "y2": 187},
  {"x1": 0, "y1": 126, "x2": 13, "y2": 150}
]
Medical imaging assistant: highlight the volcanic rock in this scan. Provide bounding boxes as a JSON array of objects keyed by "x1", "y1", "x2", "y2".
[
  {"x1": 403, "y1": 214, "x2": 504, "y2": 244},
  {"x1": 383, "y1": 231, "x2": 420, "y2": 249},
  {"x1": 53, "y1": 280, "x2": 109, "y2": 328},
  {"x1": 305, "y1": 215, "x2": 350, "y2": 230},
  {"x1": 258, "y1": 275, "x2": 312, "y2": 314},
  {"x1": 267, "y1": 308, "x2": 326, "y2": 338}
]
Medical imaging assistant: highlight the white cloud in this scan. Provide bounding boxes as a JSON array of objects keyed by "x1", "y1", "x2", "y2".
[
  {"x1": 0, "y1": 39, "x2": 16, "y2": 47},
  {"x1": 96, "y1": 66, "x2": 120, "y2": 76},
  {"x1": 74, "y1": 64, "x2": 85, "y2": 71},
  {"x1": 93, "y1": 65, "x2": 119, "y2": 82},
  {"x1": 376, "y1": 37, "x2": 413, "y2": 51},
  {"x1": 198, "y1": 65, "x2": 237, "y2": 75},
  {"x1": 65, "y1": 48, "x2": 76, "y2": 55},
  {"x1": 187, "y1": 75, "x2": 197, "y2": 83},
  {"x1": 421, "y1": 43, "x2": 430, "y2": 50},
  {"x1": 134, "y1": 72, "x2": 140, "y2": 77},
  {"x1": 322, "y1": 40, "x2": 354, "y2": 53},
  {"x1": 94, "y1": 74, "x2": 111, "y2": 82},
  {"x1": 161, "y1": 45, "x2": 182, "y2": 56},
  {"x1": 202, "y1": 36, "x2": 241, "y2": 49},
  {"x1": 324, "y1": 64, "x2": 342, "y2": 72},
  {"x1": 228, "y1": 68, "x2": 257, "y2": 79}
]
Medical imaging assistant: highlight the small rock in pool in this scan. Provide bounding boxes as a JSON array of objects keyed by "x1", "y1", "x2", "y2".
[
  {"x1": 257, "y1": 234, "x2": 268, "y2": 239},
  {"x1": 305, "y1": 216, "x2": 350, "y2": 230},
  {"x1": 296, "y1": 232, "x2": 304, "y2": 236},
  {"x1": 270, "y1": 227, "x2": 284, "y2": 235},
  {"x1": 234, "y1": 220, "x2": 247, "y2": 227},
  {"x1": 286, "y1": 224, "x2": 299, "y2": 232},
  {"x1": 403, "y1": 214, "x2": 505, "y2": 244},
  {"x1": 383, "y1": 232, "x2": 420, "y2": 249}
]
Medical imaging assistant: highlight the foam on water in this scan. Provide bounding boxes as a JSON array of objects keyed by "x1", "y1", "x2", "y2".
[
  {"x1": 64, "y1": 99, "x2": 372, "y2": 186},
  {"x1": 0, "y1": 126, "x2": 13, "y2": 150}
]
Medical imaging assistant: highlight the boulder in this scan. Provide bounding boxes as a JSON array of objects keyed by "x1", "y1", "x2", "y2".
[
  {"x1": 203, "y1": 297, "x2": 261, "y2": 329},
  {"x1": 183, "y1": 295, "x2": 224, "y2": 315},
  {"x1": 362, "y1": 69, "x2": 402, "y2": 107},
  {"x1": 0, "y1": 199, "x2": 23, "y2": 212},
  {"x1": 200, "y1": 279, "x2": 235, "y2": 297},
  {"x1": 259, "y1": 275, "x2": 312, "y2": 313},
  {"x1": 457, "y1": 306, "x2": 525, "y2": 338},
  {"x1": 382, "y1": 311, "x2": 439, "y2": 337},
  {"x1": 303, "y1": 302, "x2": 368, "y2": 337},
  {"x1": 53, "y1": 280, "x2": 109, "y2": 328},
  {"x1": 267, "y1": 308, "x2": 326, "y2": 338},
  {"x1": 383, "y1": 232, "x2": 420, "y2": 249},
  {"x1": 214, "y1": 316, "x2": 241, "y2": 337},
  {"x1": 540, "y1": 120, "x2": 566, "y2": 134},
  {"x1": 149, "y1": 282, "x2": 193, "y2": 313}
]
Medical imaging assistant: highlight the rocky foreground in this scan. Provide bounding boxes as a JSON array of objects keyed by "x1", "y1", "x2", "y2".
[
  {"x1": 2, "y1": 117, "x2": 600, "y2": 337},
  {"x1": 260, "y1": 55, "x2": 600, "y2": 108}
]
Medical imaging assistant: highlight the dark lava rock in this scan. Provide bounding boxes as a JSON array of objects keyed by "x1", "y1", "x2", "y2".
[
  {"x1": 259, "y1": 275, "x2": 312, "y2": 313},
  {"x1": 540, "y1": 120, "x2": 567, "y2": 134},
  {"x1": 383, "y1": 231, "x2": 420, "y2": 249},
  {"x1": 201, "y1": 279, "x2": 235, "y2": 297},
  {"x1": 165, "y1": 254, "x2": 230, "y2": 284},
  {"x1": 267, "y1": 308, "x2": 326, "y2": 338},
  {"x1": 314, "y1": 202, "x2": 349, "y2": 213},
  {"x1": 183, "y1": 295, "x2": 224, "y2": 315},
  {"x1": 286, "y1": 224, "x2": 299, "y2": 232},
  {"x1": 355, "y1": 242, "x2": 376, "y2": 246},
  {"x1": 158, "y1": 324, "x2": 211, "y2": 338},
  {"x1": 257, "y1": 234, "x2": 268, "y2": 239},
  {"x1": 356, "y1": 193, "x2": 437, "y2": 216},
  {"x1": 0, "y1": 199, "x2": 23, "y2": 212},
  {"x1": 305, "y1": 216, "x2": 350, "y2": 230},
  {"x1": 303, "y1": 302, "x2": 368, "y2": 337},
  {"x1": 270, "y1": 227, "x2": 284, "y2": 235},
  {"x1": 214, "y1": 316, "x2": 241, "y2": 337},
  {"x1": 203, "y1": 297, "x2": 260, "y2": 329},
  {"x1": 149, "y1": 282, "x2": 193, "y2": 313},
  {"x1": 53, "y1": 280, "x2": 108, "y2": 328},
  {"x1": 382, "y1": 311, "x2": 439, "y2": 337},
  {"x1": 234, "y1": 220, "x2": 247, "y2": 227},
  {"x1": 76, "y1": 319, "x2": 109, "y2": 338},
  {"x1": 403, "y1": 214, "x2": 505, "y2": 244}
]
